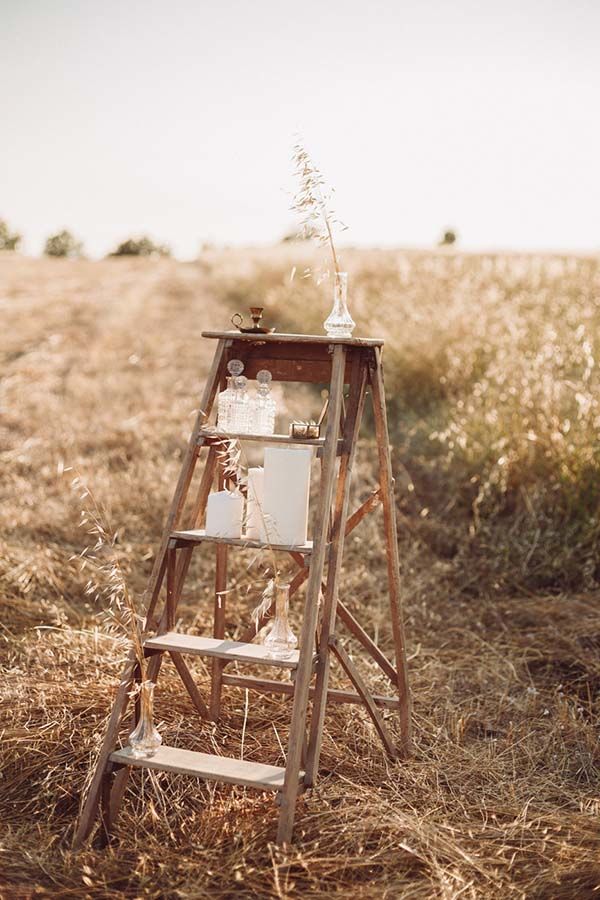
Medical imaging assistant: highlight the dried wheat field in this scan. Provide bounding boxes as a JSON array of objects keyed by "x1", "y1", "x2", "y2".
[{"x1": 2, "y1": 247, "x2": 600, "y2": 899}]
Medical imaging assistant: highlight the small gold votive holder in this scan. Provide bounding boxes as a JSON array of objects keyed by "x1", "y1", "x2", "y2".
[{"x1": 289, "y1": 422, "x2": 320, "y2": 440}]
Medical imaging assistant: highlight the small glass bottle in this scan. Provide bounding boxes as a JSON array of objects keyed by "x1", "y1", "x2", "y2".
[
  {"x1": 253, "y1": 370, "x2": 276, "y2": 435},
  {"x1": 324, "y1": 271, "x2": 355, "y2": 339},
  {"x1": 264, "y1": 583, "x2": 298, "y2": 659},
  {"x1": 129, "y1": 680, "x2": 162, "y2": 758},
  {"x1": 217, "y1": 359, "x2": 244, "y2": 431},
  {"x1": 231, "y1": 375, "x2": 251, "y2": 433}
]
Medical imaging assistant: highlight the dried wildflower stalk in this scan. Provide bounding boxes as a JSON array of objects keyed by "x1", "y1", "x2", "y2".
[
  {"x1": 291, "y1": 140, "x2": 347, "y2": 278},
  {"x1": 215, "y1": 437, "x2": 281, "y2": 635},
  {"x1": 73, "y1": 475, "x2": 147, "y2": 680}
]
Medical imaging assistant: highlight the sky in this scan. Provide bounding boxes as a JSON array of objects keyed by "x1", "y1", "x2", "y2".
[{"x1": 1, "y1": 0, "x2": 599, "y2": 258}]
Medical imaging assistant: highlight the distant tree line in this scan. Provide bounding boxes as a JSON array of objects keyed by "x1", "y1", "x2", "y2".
[
  {"x1": 0, "y1": 217, "x2": 171, "y2": 258},
  {"x1": 1, "y1": 214, "x2": 460, "y2": 256}
]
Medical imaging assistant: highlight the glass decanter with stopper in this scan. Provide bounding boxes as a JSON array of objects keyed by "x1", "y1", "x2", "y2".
[
  {"x1": 253, "y1": 369, "x2": 276, "y2": 435},
  {"x1": 128, "y1": 680, "x2": 162, "y2": 758},
  {"x1": 230, "y1": 374, "x2": 251, "y2": 433},
  {"x1": 217, "y1": 359, "x2": 244, "y2": 431},
  {"x1": 264, "y1": 583, "x2": 298, "y2": 659},
  {"x1": 324, "y1": 271, "x2": 355, "y2": 339}
]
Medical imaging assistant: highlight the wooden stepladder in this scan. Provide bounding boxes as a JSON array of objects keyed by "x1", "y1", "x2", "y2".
[{"x1": 74, "y1": 332, "x2": 412, "y2": 849}]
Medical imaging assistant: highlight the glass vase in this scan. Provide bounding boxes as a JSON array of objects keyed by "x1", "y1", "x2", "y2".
[
  {"x1": 129, "y1": 680, "x2": 162, "y2": 758},
  {"x1": 264, "y1": 583, "x2": 298, "y2": 659},
  {"x1": 324, "y1": 271, "x2": 355, "y2": 339}
]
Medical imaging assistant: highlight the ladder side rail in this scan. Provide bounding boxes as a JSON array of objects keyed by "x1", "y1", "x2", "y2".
[
  {"x1": 304, "y1": 352, "x2": 368, "y2": 784},
  {"x1": 369, "y1": 346, "x2": 412, "y2": 754},
  {"x1": 143, "y1": 339, "x2": 227, "y2": 628},
  {"x1": 276, "y1": 344, "x2": 347, "y2": 846}
]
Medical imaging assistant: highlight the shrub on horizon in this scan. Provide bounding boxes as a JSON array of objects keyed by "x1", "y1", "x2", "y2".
[
  {"x1": 0, "y1": 218, "x2": 22, "y2": 251},
  {"x1": 281, "y1": 226, "x2": 317, "y2": 243},
  {"x1": 109, "y1": 236, "x2": 171, "y2": 258},
  {"x1": 439, "y1": 228, "x2": 458, "y2": 246},
  {"x1": 44, "y1": 229, "x2": 84, "y2": 258}
]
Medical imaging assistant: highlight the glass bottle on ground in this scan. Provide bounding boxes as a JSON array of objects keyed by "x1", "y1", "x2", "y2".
[{"x1": 129, "y1": 680, "x2": 162, "y2": 758}]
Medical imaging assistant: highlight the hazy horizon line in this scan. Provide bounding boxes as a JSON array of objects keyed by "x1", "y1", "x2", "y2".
[{"x1": 2, "y1": 241, "x2": 599, "y2": 262}]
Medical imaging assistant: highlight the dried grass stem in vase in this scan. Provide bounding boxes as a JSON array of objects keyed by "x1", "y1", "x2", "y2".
[{"x1": 291, "y1": 141, "x2": 355, "y2": 338}]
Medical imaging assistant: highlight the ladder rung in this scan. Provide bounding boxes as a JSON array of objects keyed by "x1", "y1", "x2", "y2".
[
  {"x1": 220, "y1": 673, "x2": 402, "y2": 708},
  {"x1": 145, "y1": 631, "x2": 300, "y2": 668},
  {"x1": 171, "y1": 528, "x2": 313, "y2": 554},
  {"x1": 109, "y1": 745, "x2": 302, "y2": 791},
  {"x1": 198, "y1": 427, "x2": 327, "y2": 447}
]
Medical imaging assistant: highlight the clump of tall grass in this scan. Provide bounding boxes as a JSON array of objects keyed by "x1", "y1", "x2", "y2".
[
  {"x1": 73, "y1": 474, "x2": 148, "y2": 673},
  {"x1": 209, "y1": 248, "x2": 600, "y2": 593},
  {"x1": 433, "y1": 299, "x2": 600, "y2": 591}
]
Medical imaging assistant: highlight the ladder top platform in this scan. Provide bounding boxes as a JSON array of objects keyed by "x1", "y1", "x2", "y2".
[{"x1": 201, "y1": 330, "x2": 385, "y2": 347}]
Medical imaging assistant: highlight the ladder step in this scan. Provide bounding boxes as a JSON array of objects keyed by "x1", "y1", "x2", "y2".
[
  {"x1": 109, "y1": 745, "x2": 302, "y2": 791},
  {"x1": 145, "y1": 631, "x2": 300, "y2": 668},
  {"x1": 171, "y1": 528, "x2": 313, "y2": 554},
  {"x1": 198, "y1": 427, "x2": 327, "y2": 447}
]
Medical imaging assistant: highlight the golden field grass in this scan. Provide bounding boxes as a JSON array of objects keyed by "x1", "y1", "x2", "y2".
[{"x1": 2, "y1": 247, "x2": 600, "y2": 898}]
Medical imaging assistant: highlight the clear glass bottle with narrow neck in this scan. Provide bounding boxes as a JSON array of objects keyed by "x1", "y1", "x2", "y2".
[
  {"x1": 264, "y1": 583, "x2": 298, "y2": 659},
  {"x1": 253, "y1": 369, "x2": 276, "y2": 435},
  {"x1": 230, "y1": 375, "x2": 251, "y2": 433},
  {"x1": 217, "y1": 359, "x2": 244, "y2": 431},
  {"x1": 128, "y1": 680, "x2": 162, "y2": 758},
  {"x1": 324, "y1": 271, "x2": 355, "y2": 338}
]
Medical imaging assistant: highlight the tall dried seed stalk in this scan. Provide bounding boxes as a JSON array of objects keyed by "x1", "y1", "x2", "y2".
[
  {"x1": 291, "y1": 141, "x2": 347, "y2": 278},
  {"x1": 73, "y1": 475, "x2": 147, "y2": 680},
  {"x1": 215, "y1": 437, "x2": 281, "y2": 632}
]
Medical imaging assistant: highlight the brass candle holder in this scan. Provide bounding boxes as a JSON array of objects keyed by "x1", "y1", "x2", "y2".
[{"x1": 231, "y1": 306, "x2": 276, "y2": 334}]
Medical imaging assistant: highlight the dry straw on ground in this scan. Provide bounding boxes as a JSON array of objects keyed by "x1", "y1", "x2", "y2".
[{"x1": 1, "y1": 249, "x2": 600, "y2": 898}]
